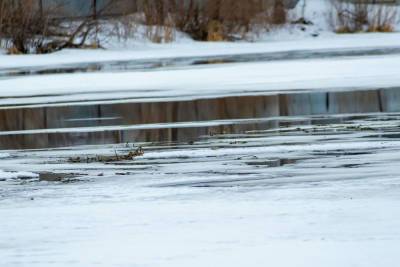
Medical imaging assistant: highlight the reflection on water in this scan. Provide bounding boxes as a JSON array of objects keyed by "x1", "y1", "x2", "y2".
[{"x1": 0, "y1": 88, "x2": 399, "y2": 149}]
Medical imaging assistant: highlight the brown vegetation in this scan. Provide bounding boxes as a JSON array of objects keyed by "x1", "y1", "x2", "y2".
[
  {"x1": 0, "y1": 0, "x2": 291, "y2": 52},
  {"x1": 330, "y1": 0, "x2": 398, "y2": 33},
  {"x1": 0, "y1": 0, "x2": 50, "y2": 54},
  {"x1": 126, "y1": 0, "x2": 289, "y2": 42},
  {"x1": 0, "y1": 0, "x2": 116, "y2": 54},
  {"x1": 68, "y1": 147, "x2": 144, "y2": 163}
]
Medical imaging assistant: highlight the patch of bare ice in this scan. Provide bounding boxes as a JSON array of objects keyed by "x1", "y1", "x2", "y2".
[{"x1": 0, "y1": 170, "x2": 38, "y2": 180}]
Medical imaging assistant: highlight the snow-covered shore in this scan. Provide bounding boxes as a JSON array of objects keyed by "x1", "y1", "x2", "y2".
[{"x1": 1, "y1": 32, "x2": 400, "y2": 69}]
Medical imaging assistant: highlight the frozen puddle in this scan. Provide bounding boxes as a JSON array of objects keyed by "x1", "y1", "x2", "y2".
[{"x1": 1, "y1": 88, "x2": 400, "y2": 266}]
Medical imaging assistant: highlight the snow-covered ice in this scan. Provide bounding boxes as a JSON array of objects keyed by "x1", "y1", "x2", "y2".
[
  {"x1": 1, "y1": 113, "x2": 400, "y2": 267},
  {"x1": 0, "y1": 169, "x2": 38, "y2": 180},
  {"x1": 1, "y1": 52, "x2": 400, "y2": 107}
]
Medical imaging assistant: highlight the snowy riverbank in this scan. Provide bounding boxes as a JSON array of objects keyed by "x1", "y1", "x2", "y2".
[{"x1": 1, "y1": 32, "x2": 400, "y2": 69}]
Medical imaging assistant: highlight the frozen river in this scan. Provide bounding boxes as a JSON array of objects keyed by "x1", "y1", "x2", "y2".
[
  {"x1": 1, "y1": 43, "x2": 400, "y2": 266},
  {"x1": 1, "y1": 110, "x2": 400, "y2": 266}
]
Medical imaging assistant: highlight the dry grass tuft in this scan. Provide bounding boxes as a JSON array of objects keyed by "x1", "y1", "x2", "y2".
[{"x1": 330, "y1": 0, "x2": 398, "y2": 33}]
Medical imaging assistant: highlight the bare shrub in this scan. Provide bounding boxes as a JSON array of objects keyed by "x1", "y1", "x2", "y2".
[
  {"x1": 0, "y1": 0, "x2": 51, "y2": 54},
  {"x1": 163, "y1": 16, "x2": 176, "y2": 42},
  {"x1": 109, "y1": 15, "x2": 139, "y2": 42},
  {"x1": 368, "y1": 4, "x2": 398, "y2": 32},
  {"x1": 0, "y1": 0, "x2": 120, "y2": 54},
  {"x1": 137, "y1": 0, "x2": 176, "y2": 42},
  {"x1": 129, "y1": 0, "x2": 290, "y2": 42},
  {"x1": 173, "y1": 0, "x2": 209, "y2": 41},
  {"x1": 0, "y1": 0, "x2": 294, "y2": 51},
  {"x1": 145, "y1": 24, "x2": 176, "y2": 43},
  {"x1": 207, "y1": 20, "x2": 224, "y2": 41},
  {"x1": 201, "y1": 0, "x2": 288, "y2": 41},
  {"x1": 330, "y1": 0, "x2": 398, "y2": 33},
  {"x1": 272, "y1": 0, "x2": 287, "y2": 25}
]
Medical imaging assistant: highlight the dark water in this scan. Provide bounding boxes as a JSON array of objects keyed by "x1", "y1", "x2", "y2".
[
  {"x1": 0, "y1": 87, "x2": 399, "y2": 149},
  {"x1": 1, "y1": 47, "x2": 400, "y2": 78}
]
